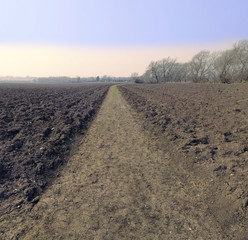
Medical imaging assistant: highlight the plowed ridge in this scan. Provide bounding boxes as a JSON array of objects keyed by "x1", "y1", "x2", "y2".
[{"x1": 2, "y1": 86, "x2": 224, "y2": 239}]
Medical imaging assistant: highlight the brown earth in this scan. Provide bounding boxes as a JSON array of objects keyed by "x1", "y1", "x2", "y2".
[
  {"x1": 1, "y1": 85, "x2": 246, "y2": 239},
  {"x1": 0, "y1": 84, "x2": 110, "y2": 213},
  {"x1": 119, "y1": 83, "x2": 248, "y2": 239}
]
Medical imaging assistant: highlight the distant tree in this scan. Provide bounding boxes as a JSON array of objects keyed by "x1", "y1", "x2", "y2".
[
  {"x1": 148, "y1": 61, "x2": 162, "y2": 83},
  {"x1": 131, "y1": 72, "x2": 139, "y2": 80},
  {"x1": 142, "y1": 60, "x2": 189, "y2": 83},
  {"x1": 233, "y1": 40, "x2": 248, "y2": 82},
  {"x1": 215, "y1": 50, "x2": 236, "y2": 83},
  {"x1": 131, "y1": 73, "x2": 143, "y2": 83},
  {"x1": 171, "y1": 63, "x2": 189, "y2": 82},
  {"x1": 159, "y1": 57, "x2": 177, "y2": 82},
  {"x1": 140, "y1": 39, "x2": 248, "y2": 84},
  {"x1": 189, "y1": 51, "x2": 216, "y2": 83},
  {"x1": 96, "y1": 76, "x2": 100, "y2": 82}
]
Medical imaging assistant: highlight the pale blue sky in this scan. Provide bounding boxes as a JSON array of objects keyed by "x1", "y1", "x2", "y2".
[
  {"x1": 0, "y1": 0, "x2": 247, "y2": 76},
  {"x1": 1, "y1": 0, "x2": 247, "y2": 46}
]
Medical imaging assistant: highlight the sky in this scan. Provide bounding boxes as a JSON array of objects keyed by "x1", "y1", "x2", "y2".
[{"x1": 0, "y1": 0, "x2": 248, "y2": 77}]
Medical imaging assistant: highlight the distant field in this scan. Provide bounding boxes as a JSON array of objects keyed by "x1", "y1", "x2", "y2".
[{"x1": 0, "y1": 84, "x2": 110, "y2": 209}]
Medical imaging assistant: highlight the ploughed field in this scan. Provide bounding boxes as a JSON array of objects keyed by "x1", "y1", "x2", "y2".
[
  {"x1": 1, "y1": 83, "x2": 248, "y2": 239},
  {"x1": 0, "y1": 84, "x2": 109, "y2": 211},
  {"x1": 119, "y1": 83, "x2": 248, "y2": 236}
]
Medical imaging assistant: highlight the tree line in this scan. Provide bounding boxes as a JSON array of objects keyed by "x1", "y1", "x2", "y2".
[
  {"x1": 135, "y1": 40, "x2": 248, "y2": 84},
  {"x1": 33, "y1": 76, "x2": 132, "y2": 84}
]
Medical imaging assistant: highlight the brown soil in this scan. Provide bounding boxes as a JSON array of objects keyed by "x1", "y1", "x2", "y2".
[
  {"x1": 1, "y1": 85, "x2": 246, "y2": 239},
  {"x1": 119, "y1": 83, "x2": 248, "y2": 239},
  {"x1": 0, "y1": 84, "x2": 109, "y2": 213}
]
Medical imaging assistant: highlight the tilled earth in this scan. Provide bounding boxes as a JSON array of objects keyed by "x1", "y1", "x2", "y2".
[
  {"x1": 1, "y1": 83, "x2": 247, "y2": 239},
  {"x1": 119, "y1": 83, "x2": 248, "y2": 239},
  {"x1": 0, "y1": 84, "x2": 109, "y2": 213},
  {"x1": 0, "y1": 85, "x2": 231, "y2": 240}
]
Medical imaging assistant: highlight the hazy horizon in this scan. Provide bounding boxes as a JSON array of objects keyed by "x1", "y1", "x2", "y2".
[
  {"x1": 0, "y1": 0, "x2": 247, "y2": 78},
  {"x1": 0, "y1": 41, "x2": 238, "y2": 78}
]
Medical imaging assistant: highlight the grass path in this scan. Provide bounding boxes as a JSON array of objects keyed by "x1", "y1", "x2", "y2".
[{"x1": 2, "y1": 86, "x2": 224, "y2": 239}]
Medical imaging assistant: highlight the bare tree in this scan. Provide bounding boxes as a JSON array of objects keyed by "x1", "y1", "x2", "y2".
[
  {"x1": 159, "y1": 57, "x2": 177, "y2": 82},
  {"x1": 189, "y1": 51, "x2": 216, "y2": 82},
  {"x1": 172, "y1": 63, "x2": 190, "y2": 82},
  {"x1": 131, "y1": 72, "x2": 143, "y2": 83},
  {"x1": 233, "y1": 40, "x2": 248, "y2": 82},
  {"x1": 147, "y1": 61, "x2": 162, "y2": 83},
  {"x1": 141, "y1": 39, "x2": 248, "y2": 84},
  {"x1": 215, "y1": 50, "x2": 236, "y2": 83}
]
